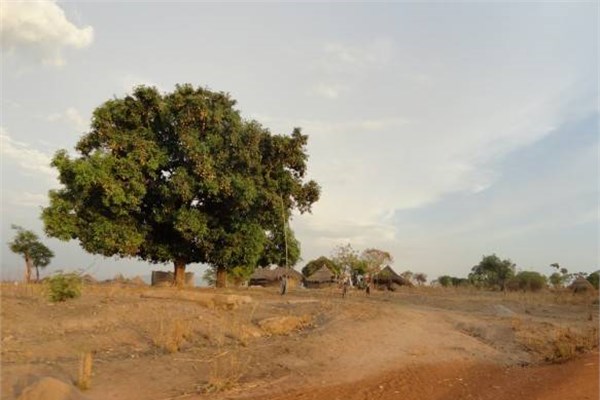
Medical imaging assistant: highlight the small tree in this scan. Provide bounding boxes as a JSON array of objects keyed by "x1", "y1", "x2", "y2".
[
  {"x1": 360, "y1": 248, "x2": 393, "y2": 280},
  {"x1": 8, "y1": 225, "x2": 54, "y2": 283},
  {"x1": 469, "y1": 254, "x2": 515, "y2": 291},
  {"x1": 438, "y1": 275, "x2": 452, "y2": 287},
  {"x1": 586, "y1": 271, "x2": 599, "y2": 289},
  {"x1": 549, "y1": 272, "x2": 561, "y2": 288},
  {"x1": 400, "y1": 270, "x2": 414, "y2": 284},
  {"x1": 509, "y1": 271, "x2": 547, "y2": 292},
  {"x1": 331, "y1": 244, "x2": 365, "y2": 281},
  {"x1": 549, "y1": 263, "x2": 572, "y2": 288},
  {"x1": 414, "y1": 273, "x2": 427, "y2": 286}
]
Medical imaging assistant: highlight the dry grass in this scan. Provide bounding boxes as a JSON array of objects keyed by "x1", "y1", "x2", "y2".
[
  {"x1": 517, "y1": 323, "x2": 599, "y2": 363},
  {"x1": 1, "y1": 282, "x2": 45, "y2": 299},
  {"x1": 504, "y1": 289, "x2": 599, "y2": 306},
  {"x1": 258, "y1": 314, "x2": 314, "y2": 336},
  {"x1": 76, "y1": 351, "x2": 93, "y2": 390},
  {"x1": 200, "y1": 349, "x2": 251, "y2": 393},
  {"x1": 151, "y1": 318, "x2": 193, "y2": 353}
]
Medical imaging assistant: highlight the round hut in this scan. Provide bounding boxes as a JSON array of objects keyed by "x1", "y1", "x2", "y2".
[
  {"x1": 249, "y1": 266, "x2": 304, "y2": 288},
  {"x1": 305, "y1": 266, "x2": 336, "y2": 289},
  {"x1": 372, "y1": 266, "x2": 412, "y2": 290},
  {"x1": 569, "y1": 276, "x2": 594, "y2": 293}
]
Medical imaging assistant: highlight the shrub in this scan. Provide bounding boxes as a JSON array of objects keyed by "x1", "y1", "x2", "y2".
[
  {"x1": 509, "y1": 271, "x2": 547, "y2": 292},
  {"x1": 586, "y1": 272, "x2": 599, "y2": 289},
  {"x1": 47, "y1": 272, "x2": 82, "y2": 302}
]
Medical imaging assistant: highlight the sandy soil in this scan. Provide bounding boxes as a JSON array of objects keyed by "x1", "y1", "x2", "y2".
[{"x1": 1, "y1": 283, "x2": 598, "y2": 400}]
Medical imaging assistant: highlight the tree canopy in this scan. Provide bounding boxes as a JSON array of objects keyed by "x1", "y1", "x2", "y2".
[
  {"x1": 361, "y1": 248, "x2": 392, "y2": 276},
  {"x1": 42, "y1": 84, "x2": 320, "y2": 287},
  {"x1": 507, "y1": 271, "x2": 547, "y2": 292},
  {"x1": 469, "y1": 254, "x2": 515, "y2": 291},
  {"x1": 8, "y1": 225, "x2": 54, "y2": 282}
]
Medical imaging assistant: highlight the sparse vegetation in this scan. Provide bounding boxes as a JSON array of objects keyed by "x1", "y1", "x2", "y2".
[
  {"x1": 202, "y1": 350, "x2": 250, "y2": 393},
  {"x1": 8, "y1": 225, "x2": 54, "y2": 283},
  {"x1": 46, "y1": 272, "x2": 82, "y2": 302},
  {"x1": 76, "y1": 352, "x2": 93, "y2": 390},
  {"x1": 151, "y1": 318, "x2": 193, "y2": 353},
  {"x1": 508, "y1": 271, "x2": 547, "y2": 292},
  {"x1": 517, "y1": 324, "x2": 599, "y2": 363},
  {"x1": 586, "y1": 271, "x2": 599, "y2": 289}
]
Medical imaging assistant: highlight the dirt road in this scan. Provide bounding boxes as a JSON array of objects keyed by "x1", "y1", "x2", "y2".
[
  {"x1": 246, "y1": 351, "x2": 599, "y2": 400},
  {"x1": 1, "y1": 284, "x2": 597, "y2": 400}
]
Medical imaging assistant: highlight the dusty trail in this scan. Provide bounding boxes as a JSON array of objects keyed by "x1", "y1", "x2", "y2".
[
  {"x1": 246, "y1": 351, "x2": 599, "y2": 400},
  {"x1": 2, "y1": 285, "x2": 597, "y2": 400}
]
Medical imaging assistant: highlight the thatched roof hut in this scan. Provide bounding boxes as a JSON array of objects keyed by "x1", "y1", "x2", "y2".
[
  {"x1": 372, "y1": 266, "x2": 412, "y2": 290},
  {"x1": 249, "y1": 266, "x2": 303, "y2": 287},
  {"x1": 569, "y1": 277, "x2": 594, "y2": 293},
  {"x1": 305, "y1": 266, "x2": 336, "y2": 288}
]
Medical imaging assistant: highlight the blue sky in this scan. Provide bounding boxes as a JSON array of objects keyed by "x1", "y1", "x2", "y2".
[{"x1": 1, "y1": 1, "x2": 598, "y2": 281}]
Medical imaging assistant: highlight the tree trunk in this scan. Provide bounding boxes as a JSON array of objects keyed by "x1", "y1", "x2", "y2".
[
  {"x1": 24, "y1": 256, "x2": 32, "y2": 284},
  {"x1": 216, "y1": 266, "x2": 227, "y2": 288},
  {"x1": 35, "y1": 266, "x2": 40, "y2": 282},
  {"x1": 173, "y1": 259, "x2": 186, "y2": 288}
]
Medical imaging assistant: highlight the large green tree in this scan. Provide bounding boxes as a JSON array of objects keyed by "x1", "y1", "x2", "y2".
[
  {"x1": 8, "y1": 225, "x2": 54, "y2": 283},
  {"x1": 469, "y1": 254, "x2": 516, "y2": 291},
  {"x1": 42, "y1": 85, "x2": 320, "y2": 287}
]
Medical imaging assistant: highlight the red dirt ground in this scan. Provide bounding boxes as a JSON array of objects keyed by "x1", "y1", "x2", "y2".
[{"x1": 246, "y1": 351, "x2": 599, "y2": 400}]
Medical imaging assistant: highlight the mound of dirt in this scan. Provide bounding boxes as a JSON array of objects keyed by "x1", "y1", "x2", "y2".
[
  {"x1": 17, "y1": 377, "x2": 88, "y2": 400},
  {"x1": 140, "y1": 289, "x2": 252, "y2": 309},
  {"x1": 258, "y1": 315, "x2": 313, "y2": 335}
]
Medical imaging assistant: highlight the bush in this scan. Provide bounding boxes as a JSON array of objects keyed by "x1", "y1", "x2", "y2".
[
  {"x1": 47, "y1": 272, "x2": 82, "y2": 302},
  {"x1": 509, "y1": 271, "x2": 547, "y2": 292},
  {"x1": 586, "y1": 272, "x2": 599, "y2": 289}
]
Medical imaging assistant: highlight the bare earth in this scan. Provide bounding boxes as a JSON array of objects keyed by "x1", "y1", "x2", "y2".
[{"x1": 1, "y1": 283, "x2": 598, "y2": 400}]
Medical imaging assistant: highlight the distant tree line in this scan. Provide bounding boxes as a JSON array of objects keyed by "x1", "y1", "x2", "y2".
[{"x1": 433, "y1": 255, "x2": 598, "y2": 292}]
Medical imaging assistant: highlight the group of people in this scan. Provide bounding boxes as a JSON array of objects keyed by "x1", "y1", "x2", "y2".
[
  {"x1": 278, "y1": 273, "x2": 373, "y2": 297},
  {"x1": 340, "y1": 274, "x2": 372, "y2": 297}
]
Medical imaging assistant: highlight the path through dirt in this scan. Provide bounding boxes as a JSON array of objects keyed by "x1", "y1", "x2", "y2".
[{"x1": 245, "y1": 351, "x2": 599, "y2": 400}]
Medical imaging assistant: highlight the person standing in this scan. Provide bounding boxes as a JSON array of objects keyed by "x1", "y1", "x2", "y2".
[{"x1": 280, "y1": 274, "x2": 288, "y2": 295}]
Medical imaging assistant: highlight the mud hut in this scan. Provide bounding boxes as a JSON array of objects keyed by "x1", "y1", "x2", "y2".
[
  {"x1": 569, "y1": 277, "x2": 594, "y2": 293},
  {"x1": 305, "y1": 266, "x2": 336, "y2": 289},
  {"x1": 151, "y1": 270, "x2": 194, "y2": 287},
  {"x1": 249, "y1": 266, "x2": 303, "y2": 288},
  {"x1": 372, "y1": 266, "x2": 412, "y2": 290}
]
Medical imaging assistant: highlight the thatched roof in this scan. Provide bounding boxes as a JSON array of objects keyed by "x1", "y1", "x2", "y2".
[
  {"x1": 373, "y1": 266, "x2": 412, "y2": 286},
  {"x1": 569, "y1": 277, "x2": 594, "y2": 292},
  {"x1": 306, "y1": 266, "x2": 336, "y2": 283},
  {"x1": 250, "y1": 266, "x2": 303, "y2": 282}
]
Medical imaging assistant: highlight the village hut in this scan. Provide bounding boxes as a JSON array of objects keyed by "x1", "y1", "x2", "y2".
[
  {"x1": 569, "y1": 276, "x2": 594, "y2": 293},
  {"x1": 249, "y1": 266, "x2": 304, "y2": 288},
  {"x1": 305, "y1": 266, "x2": 336, "y2": 289},
  {"x1": 372, "y1": 266, "x2": 412, "y2": 290}
]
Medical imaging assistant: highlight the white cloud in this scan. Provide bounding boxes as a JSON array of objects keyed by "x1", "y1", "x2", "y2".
[
  {"x1": 0, "y1": 0, "x2": 93, "y2": 66},
  {"x1": 47, "y1": 107, "x2": 88, "y2": 131},
  {"x1": 268, "y1": 76, "x2": 590, "y2": 262},
  {"x1": 0, "y1": 128, "x2": 55, "y2": 178}
]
